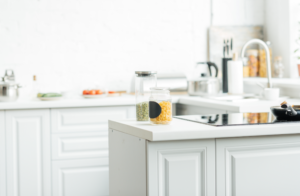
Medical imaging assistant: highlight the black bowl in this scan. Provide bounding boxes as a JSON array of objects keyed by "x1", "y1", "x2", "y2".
[{"x1": 270, "y1": 105, "x2": 300, "y2": 121}]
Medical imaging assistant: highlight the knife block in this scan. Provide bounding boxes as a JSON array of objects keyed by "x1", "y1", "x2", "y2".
[{"x1": 222, "y1": 58, "x2": 232, "y2": 93}]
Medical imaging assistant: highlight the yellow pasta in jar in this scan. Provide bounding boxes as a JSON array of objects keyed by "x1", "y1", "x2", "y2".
[{"x1": 150, "y1": 101, "x2": 172, "y2": 124}]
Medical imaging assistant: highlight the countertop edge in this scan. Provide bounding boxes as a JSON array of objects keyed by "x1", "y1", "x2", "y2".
[
  {"x1": 109, "y1": 119, "x2": 300, "y2": 141},
  {"x1": 108, "y1": 120, "x2": 153, "y2": 141}
]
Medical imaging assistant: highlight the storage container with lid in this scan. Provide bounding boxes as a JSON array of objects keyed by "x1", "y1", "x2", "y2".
[
  {"x1": 273, "y1": 56, "x2": 284, "y2": 78},
  {"x1": 149, "y1": 87, "x2": 172, "y2": 125},
  {"x1": 246, "y1": 49, "x2": 259, "y2": 77},
  {"x1": 259, "y1": 41, "x2": 272, "y2": 77},
  {"x1": 135, "y1": 71, "x2": 157, "y2": 121}
]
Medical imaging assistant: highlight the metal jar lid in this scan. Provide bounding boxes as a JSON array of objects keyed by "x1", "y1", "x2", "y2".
[{"x1": 135, "y1": 71, "x2": 157, "y2": 76}]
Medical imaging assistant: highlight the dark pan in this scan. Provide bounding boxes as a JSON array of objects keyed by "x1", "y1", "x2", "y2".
[{"x1": 270, "y1": 105, "x2": 300, "y2": 121}]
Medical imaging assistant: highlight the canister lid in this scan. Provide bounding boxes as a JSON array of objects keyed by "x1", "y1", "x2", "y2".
[{"x1": 135, "y1": 71, "x2": 157, "y2": 76}]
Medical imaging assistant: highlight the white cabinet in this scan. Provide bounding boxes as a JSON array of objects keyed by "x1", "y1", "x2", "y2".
[
  {"x1": 51, "y1": 106, "x2": 134, "y2": 196},
  {"x1": 147, "y1": 139, "x2": 215, "y2": 196},
  {"x1": 5, "y1": 109, "x2": 51, "y2": 196},
  {"x1": 51, "y1": 106, "x2": 135, "y2": 133},
  {"x1": 0, "y1": 111, "x2": 6, "y2": 196},
  {"x1": 0, "y1": 106, "x2": 135, "y2": 196},
  {"x1": 109, "y1": 130, "x2": 216, "y2": 196},
  {"x1": 216, "y1": 135, "x2": 300, "y2": 196},
  {"x1": 52, "y1": 132, "x2": 108, "y2": 160},
  {"x1": 52, "y1": 158, "x2": 109, "y2": 196}
]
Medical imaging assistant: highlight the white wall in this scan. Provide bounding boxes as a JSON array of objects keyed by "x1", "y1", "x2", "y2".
[
  {"x1": 0, "y1": 0, "x2": 264, "y2": 93},
  {"x1": 265, "y1": 0, "x2": 300, "y2": 78},
  {"x1": 212, "y1": 0, "x2": 264, "y2": 26}
]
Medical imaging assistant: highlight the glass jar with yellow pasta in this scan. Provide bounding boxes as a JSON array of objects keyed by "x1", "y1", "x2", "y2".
[{"x1": 149, "y1": 87, "x2": 172, "y2": 125}]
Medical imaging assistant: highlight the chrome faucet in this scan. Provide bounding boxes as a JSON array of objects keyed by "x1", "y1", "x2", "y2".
[{"x1": 241, "y1": 39, "x2": 272, "y2": 88}]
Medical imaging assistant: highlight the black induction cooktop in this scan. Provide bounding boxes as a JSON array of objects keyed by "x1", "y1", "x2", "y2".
[{"x1": 174, "y1": 113, "x2": 300, "y2": 127}]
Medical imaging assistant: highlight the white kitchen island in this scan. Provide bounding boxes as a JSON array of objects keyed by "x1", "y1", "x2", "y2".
[
  {"x1": 2, "y1": 95, "x2": 300, "y2": 196},
  {"x1": 109, "y1": 118, "x2": 300, "y2": 196}
]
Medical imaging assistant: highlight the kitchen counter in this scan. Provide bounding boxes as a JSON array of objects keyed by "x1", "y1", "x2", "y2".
[
  {"x1": 109, "y1": 118, "x2": 300, "y2": 141},
  {"x1": 2, "y1": 94, "x2": 300, "y2": 112},
  {"x1": 109, "y1": 116, "x2": 300, "y2": 196},
  {"x1": 0, "y1": 96, "x2": 136, "y2": 110},
  {"x1": 0, "y1": 95, "x2": 183, "y2": 110}
]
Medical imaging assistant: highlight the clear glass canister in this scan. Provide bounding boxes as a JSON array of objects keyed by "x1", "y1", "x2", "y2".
[
  {"x1": 273, "y1": 56, "x2": 284, "y2": 78},
  {"x1": 259, "y1": 41, "x2": 272, "y2": 77},
  {"x1": 135, "y1": 71, "x2": 157, "y2": 121},
  {"x1": 149, "y1": 87, "x2": 172, "y2": 125},
  {"x1": 246, "y1": 49, "x2": 259, "y2": 77}
]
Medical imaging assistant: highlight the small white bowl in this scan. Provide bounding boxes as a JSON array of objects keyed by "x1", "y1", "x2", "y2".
[{"x1": 264, "y1": 88, "x2": 280, "y2": 100}]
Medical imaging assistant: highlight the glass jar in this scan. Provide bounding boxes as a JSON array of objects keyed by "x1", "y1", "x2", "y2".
[
  {"x1": 135, "y1": 71, "x2": 157, "y2": 121},
  {"x1": 273, "y1": 56, "x2": 284, "y2": 78},
  {"x1": 258, "y1": 41, "x2": 272, "y2": 77},
  {"x1": 149, "y1": 87, "x2": 172, "y2": 125},
  {"x1": 247, "y1": 49, "x2": 259, "y2": 77}
]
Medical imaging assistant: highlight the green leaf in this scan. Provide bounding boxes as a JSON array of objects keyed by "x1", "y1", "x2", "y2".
[{"x1": 295, "y1": 49, "x2": 299, "y2": 53}]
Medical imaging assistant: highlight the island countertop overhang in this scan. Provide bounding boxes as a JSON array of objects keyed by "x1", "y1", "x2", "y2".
[{"x1": 109, "y1": 118, "x2": 300, "y2": 141}]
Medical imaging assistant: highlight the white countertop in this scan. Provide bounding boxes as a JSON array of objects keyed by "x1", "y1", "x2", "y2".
[
  {"x1": 109, "y1": 118, "x2": 300, "y2": 141},
  {"x1": 1, "y1": 94, "x2": 300, "y2": 112},
  {"x1": 178, "y1": 97, "x2": 300, "y2": 112},
  {"x1": 0, "y1": 95, "x2": 182, "y2": 110},
  {"x1": 0, "y1": 96, "x2": 136, "y2": 110}
]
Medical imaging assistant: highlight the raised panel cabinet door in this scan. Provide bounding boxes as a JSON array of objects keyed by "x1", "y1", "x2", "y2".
[
  {"x1": 147, "y1": 139, "x2": 215, "y2": 196},
  {"x1": 52, "y1": 158, "x2": 109, "y2": 196},
  {"x1": 51, "y1": 106, "x2": 134, "y2": 133},
  {"x1": 0, "y1": 111, "x2": 6, "y2": 196},
  {"x1": 52, "y1": 132, "x2": 108, "y2": 160},
  {"x1": 6, "y1": 109, "x2": 51, "y2": 196},
  {"x1": 217, "y1": 134, "x2": 300, "y2": 196}
]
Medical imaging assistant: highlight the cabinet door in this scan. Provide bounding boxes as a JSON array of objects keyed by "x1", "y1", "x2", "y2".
[
  {"x1": 51, "y1": 106, "x2": 134, "y2": 133},
  {"x1": 52, "y1": 158, "x2": 108, "y2": 196},
  {"x1": 0, "y1": 111, "x2": 6, "y2": 196},
  {"x1": 52, "y1": 132, "x2": 108, "y2": 160},
  {"x1": 217, "y1": 135, "x2": 300, "y2": 196},
  {"x1": 6, "y1": 109, "x2": 51, "y2": 196},
  {"x1": 147, "y1": 139, "x2": 215, "y2": 196}
]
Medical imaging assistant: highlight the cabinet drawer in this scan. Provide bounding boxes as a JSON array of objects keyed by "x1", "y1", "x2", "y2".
[
  {"x1": 52, "y1": 158, "x2": 108, "y2": 196},
  {"x1": 52, "y1": 132, "x2": 108, "y2": 160},
  {"x1": 51, "y1": 106, "x2": 134, "y2": 133}
]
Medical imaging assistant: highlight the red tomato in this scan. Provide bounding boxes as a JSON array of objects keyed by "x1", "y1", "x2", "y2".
[
  {"x1": 89, "y1": 90, "x2": 96, "y2": 95},
  {"x1": 95, "y1": 90, "x2": 103, "y2": 95},
  {"x1": 83, "y1": 90, "x2": 89, "y2": 95},
  {"x1": 108, "y1": 91, "x2": 115, "y2": 94}
]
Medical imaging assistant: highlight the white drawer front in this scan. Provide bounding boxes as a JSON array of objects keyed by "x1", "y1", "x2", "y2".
[
  {"x1": 51, "y1": 106, "x2": 133, "y2": 133},
  {"x1": 52, "y1": 132, "x2": 108, "y2": 160},
  {"x1": 52, "y1": 158, "x2": 108, "y2": 196}
]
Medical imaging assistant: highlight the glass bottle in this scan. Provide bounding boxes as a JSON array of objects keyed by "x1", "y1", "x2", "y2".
[
  {"x1": 31, "y1": 75, "x2": 39, "y2": 99},
  {"x1": 135, "y1": 71, "x2": 157, "y2": 121},
  {"x1": 149, "y1": 87, "x2": 172, "y2": 125},
  {"x1": 273, "y1": 56, "x2": 284, "y2": 78}
]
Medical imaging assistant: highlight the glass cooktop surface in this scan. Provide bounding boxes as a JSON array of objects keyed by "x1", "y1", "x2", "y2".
[{"x1": 174, "y1": 113, "x2": 300, "y2": 127}]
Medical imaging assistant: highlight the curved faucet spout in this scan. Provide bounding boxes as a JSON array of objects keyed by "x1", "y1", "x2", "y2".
[{"x1": 241, "y1": 39, "x2": 272, "y2": 88}]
